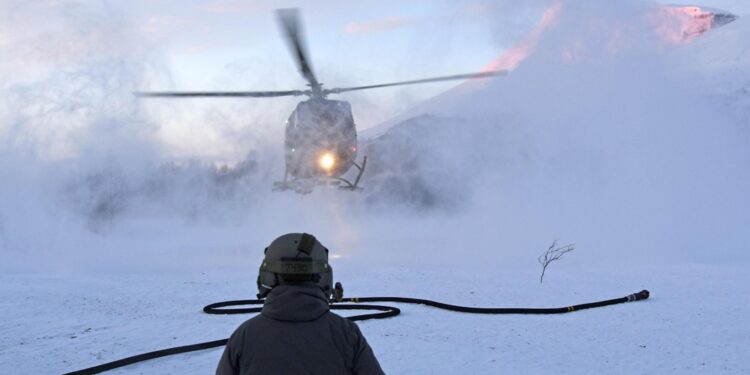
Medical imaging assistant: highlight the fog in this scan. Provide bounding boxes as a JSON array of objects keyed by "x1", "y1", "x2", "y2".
[{"x1": 1, "y1": 0, "x2": 748, "y2": 275}]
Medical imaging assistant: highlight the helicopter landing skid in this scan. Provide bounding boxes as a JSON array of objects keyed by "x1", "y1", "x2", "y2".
[
  {"x1": 273, "y1": 156, "x2": 367, "y2": 194},
  {"x1": 335, "y1": 156, "x2": 367, "y2": 191}
]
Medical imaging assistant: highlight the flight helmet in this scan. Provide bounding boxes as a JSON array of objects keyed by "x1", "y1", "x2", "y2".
[{"x1": 256, "y1": 233, "x2": 333, "y2": 299}]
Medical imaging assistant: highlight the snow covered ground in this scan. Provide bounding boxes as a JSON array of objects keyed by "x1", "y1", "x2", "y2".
[
  {"x1": 2, "y1": 263, "x2": 749, "y2": 374},
  {"x1": 2, "y1": 1, "x2": 750, "y2": 374}
]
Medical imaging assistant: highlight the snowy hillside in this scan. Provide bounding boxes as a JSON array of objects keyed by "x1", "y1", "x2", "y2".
[{"x1": 1, "y1": 1, "x2": 749, "y2": 374}]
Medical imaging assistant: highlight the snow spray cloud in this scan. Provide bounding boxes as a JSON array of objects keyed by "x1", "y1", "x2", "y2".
[
  {"x1": 314, "y1": 0, "x2": 750, "y2": 271},
  {"x1": 354, "y1": 0, "x2": 750, "y2": 267},
  {"x1": 1, "y1": 1, "x2": 748, "y2": 273},
  {"x1": 0, "y1": 2, "x2": 161, "y2": 258},
  {"x1": 0, "y1": 1, "x2": 292, "y2": 271}
]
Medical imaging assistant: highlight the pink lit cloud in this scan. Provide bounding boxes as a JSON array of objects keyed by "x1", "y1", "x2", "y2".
[
  {"x1": 482, "y1": 1, "x2": 562, "y2": 72},
  {"x1": 651, "y1": 5, "x2": 721, "y2": 44},
  {"x1": 480, "y1": 2, "x2": 732, "y2": 73}
]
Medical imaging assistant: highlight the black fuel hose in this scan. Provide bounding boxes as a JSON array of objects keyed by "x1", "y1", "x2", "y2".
[
  {"x1": 205, "y1": 290, "x2": 650, "y2": 315},
  {"x1": 64, "y1": 290, "x2": 649, "y2": 375}
]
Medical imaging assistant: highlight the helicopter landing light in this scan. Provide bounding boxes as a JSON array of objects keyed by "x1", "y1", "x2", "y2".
[{"x1": 318, "y1": 152, "x2": 336, "y2": 172}]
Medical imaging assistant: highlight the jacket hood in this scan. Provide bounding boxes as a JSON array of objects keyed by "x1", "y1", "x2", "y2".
[{"x1": 261, "y1": 283, "x2": 330, "y2": 322}]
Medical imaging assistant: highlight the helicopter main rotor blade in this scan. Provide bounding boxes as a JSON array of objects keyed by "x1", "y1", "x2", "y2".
[
  {"x1": 276, "y1": 8, "x2": 319, "y2": 88},
  {"x1": 134, "y1": 90, "x2": 305, "y2": 98},
  {"x1": 325, "y1": 70, "x2": 507, "y2": 94}
]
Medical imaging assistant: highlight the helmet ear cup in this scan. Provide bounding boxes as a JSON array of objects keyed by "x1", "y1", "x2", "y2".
[
  {"x1": 319, "y1": 267, "x2": 333, "y2": 299},
  {"x1": 256, "y1": 271, "x2": 278, "y2": 299}
]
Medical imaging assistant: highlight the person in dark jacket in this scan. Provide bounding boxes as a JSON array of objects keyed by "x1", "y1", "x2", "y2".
[{"x1": 216, "y1": 233, "x2": 384, "y2": 375}]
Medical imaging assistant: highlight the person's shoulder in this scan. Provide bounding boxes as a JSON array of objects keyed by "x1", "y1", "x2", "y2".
[
  {"x1": 323, "y1": 309, "x2": 348, "y2": 323},
  {"x1": 231, "y1": 314, "x2": 268, "y2": 336},
  {"x1": 324, "y1": 311, "x2": 363, "y2": 337}
]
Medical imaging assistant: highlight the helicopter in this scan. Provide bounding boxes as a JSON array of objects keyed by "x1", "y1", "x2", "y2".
[{"x1": 136, "y1": 8, "x2": 505, "y2": 193}]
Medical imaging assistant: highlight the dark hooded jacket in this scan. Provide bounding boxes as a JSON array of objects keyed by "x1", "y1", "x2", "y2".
[{"x1": 216, "y1": 283, "x2": 385, "y2": 375}]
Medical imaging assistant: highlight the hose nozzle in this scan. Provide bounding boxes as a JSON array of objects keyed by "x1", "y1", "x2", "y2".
[{"x1": 627, "y1": 290, "x2": 650, "y2": 302}]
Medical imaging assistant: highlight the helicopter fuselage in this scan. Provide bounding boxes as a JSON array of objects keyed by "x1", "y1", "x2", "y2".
[{"x1": 284, "y1": 98, "x2": 358, "y2": 180}]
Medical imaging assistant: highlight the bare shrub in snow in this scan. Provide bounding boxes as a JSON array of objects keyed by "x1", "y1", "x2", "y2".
[{"x1": 538, "y1": 240, "x2": 575, "y2": 283}]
